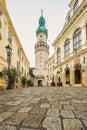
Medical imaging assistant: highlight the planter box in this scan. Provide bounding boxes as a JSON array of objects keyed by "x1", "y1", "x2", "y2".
[
  {"x1": 51, "y1": 82, "x2": 55, "y2": 86},
  {"x1": 57, "y1": 82, "x2": 62, "y2": 86}
]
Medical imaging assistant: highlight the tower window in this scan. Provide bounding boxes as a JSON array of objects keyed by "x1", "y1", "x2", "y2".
[{"x1": 40, "y1": 35, "x2": 42, "y2": 37}]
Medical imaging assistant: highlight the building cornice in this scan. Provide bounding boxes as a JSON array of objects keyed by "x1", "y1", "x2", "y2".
[
  {"x1": 52, "y1": 0, "x2": 87, "y2": 47},
  {"x1": 2, "y1": 0, "x2": 30, "y2": 64}
]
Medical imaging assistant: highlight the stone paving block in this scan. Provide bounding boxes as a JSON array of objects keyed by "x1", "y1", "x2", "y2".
[
  {"x1": 19, "y1": 102, "x2": 30, "y2": 107},
  {"x1": 7, "y1": 106, "x2": 19, "y2": 112},
  {"x1": 18, "y1": 107, "x2": 32, "y2": 113},
  {"x1": 19, "y1": 128, "x2": 37, "y2": 130},
  {"x1": 43, "y1": 116, "x2": 61, "y2": 130},
  {"x1": 40, "y1": 103, "x2": 50, "y2": 108},
  {"x1": 38, "y1": 98, "x2": 49, "y2": 104},
  {"x1": 63, "y1": 119, "x2": 83, "y2": 130},
  {"x1": 60, "y1": 101, "x2": 70, "y2": 105},
  {"x1": 0, "y1": 112, "x2": 13, "y2": 122},
  {"x1": 74, "y1": 104, "x2": 87, "y2": 111},
  {"x1": 74, "y1": 111, "x2": 87, "y2": 120},
  {"x1": 0, "y1": 125, "x2": 16, "y2": 130},
  {"x1": 61, "y1": 110, "x2": 75, "y2": 118},
  {"x1": 30, "y1": 107, "x2": 47, "y2": 115},
  {"x1": 63, "y1": 105, "x2": 75, "y2": 111},
  {"x1": 5, "y1": 113, "x2": 28, "y2": 126},
  {"x1": 82, "y1": 119, "x2": 87, "y2": 127},
  {"x1": 81, "y1": 100, "x2": 87, "y2": 104},
  {"x1": 47, "y1": 109, "x2": 60, "y2": 117},
  {"x1": 6, "y1": 100, "x2": 22, "y2": 106},
  {"x1": 51, "y1": 104, "x2": 61, "y2": 110},
  {"x1": 28, "y1": 103, "x2": 40, "y2": 108},
  {"x1": 30, "y1": 98, "x2": 41, "y2": 103},
  {"x1": 22, "y1": 115, "x2": 44, "y2": 128},
  {"x1": 72, "y1": 100, "x2": 82, "y2": 104}
]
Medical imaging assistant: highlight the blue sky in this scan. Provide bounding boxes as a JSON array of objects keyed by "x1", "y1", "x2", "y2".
[{"x1": 6, "y1": 0, "x2": 70, "y2": 66}]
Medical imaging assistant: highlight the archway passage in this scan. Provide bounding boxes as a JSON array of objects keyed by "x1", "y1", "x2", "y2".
[
  {"x1": 38, "y1": 80, "x2": 42, "y2": 86},
  {"x1": 74, "y1": 64, "x2": 81, "y2": 84},
  {"x1": 65, "y1": 68, "x2": 70, "y2": 84},
  {"x1": 0, "y1": 72, "x2": 3, "y2": 78},
  {"x1": 75, "y1": 69, "x2": 81, "y2": 84}
]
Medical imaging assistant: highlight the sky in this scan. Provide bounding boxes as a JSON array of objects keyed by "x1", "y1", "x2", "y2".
[{"x1": 6, "y1": 0, "x2": 70, "y2": 66}]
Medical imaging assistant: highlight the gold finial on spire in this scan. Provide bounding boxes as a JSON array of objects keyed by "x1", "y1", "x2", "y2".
[{"x1": 41, "y1": 9, "x2": 43, "y2": 16}]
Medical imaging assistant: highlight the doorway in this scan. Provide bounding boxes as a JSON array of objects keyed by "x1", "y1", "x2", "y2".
[
  {"x1": 38, "y1": 80, "x2": 42, "y2": 86},
  {"x1": 74, "y1": 64, "x2": 81, "y2": 84},
  {"x1": 65, "y1": 68, "x2": 70, "y2": 84}
]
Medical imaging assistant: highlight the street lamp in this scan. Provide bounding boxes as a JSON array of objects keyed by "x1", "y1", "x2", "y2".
[{"x1": 5, "y1": 44, "x2": 12, "y2": 89}]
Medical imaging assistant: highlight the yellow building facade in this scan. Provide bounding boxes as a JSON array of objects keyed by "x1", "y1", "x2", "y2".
[
  {"x1": 46, "y1": 54, "x2": 55, "y2": 86},
  {"x1": 0, "y1": 0, "x2": 30, "y2": 82},
  {"x1": 47, "y1": 0, "x2": 87, "y2": 86}
]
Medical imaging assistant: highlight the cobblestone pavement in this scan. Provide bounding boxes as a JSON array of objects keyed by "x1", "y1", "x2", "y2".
[{"x1": 0, "y1": 86, "x2": 87, "y2": 130}]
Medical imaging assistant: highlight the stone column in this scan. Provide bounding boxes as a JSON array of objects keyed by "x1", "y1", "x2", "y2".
[
  {"x1": 60, "y1": 72, "x2": 66, "y2": 86},
  {"x1": 70, "y1": 69, "x2": 75, "y2": 86},
  {"x1": 54, "y1": 75, "x2": 58, "y2": 86},
  {"x1": 82, "y1": 65, "x2": 87, "y2": 86}
]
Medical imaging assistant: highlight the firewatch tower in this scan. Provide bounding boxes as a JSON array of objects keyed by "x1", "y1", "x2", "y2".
[{"x1": 34, "y1": 10, "x2": 49, "y2": 86}]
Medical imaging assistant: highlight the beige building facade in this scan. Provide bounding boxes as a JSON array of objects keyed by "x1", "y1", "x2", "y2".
[
  {"x1": 0, "y1": 0, "x2": 30, "y2": 81},
  {"x1": 51, "y1": 0, "x2": 87, "y2": 86}
]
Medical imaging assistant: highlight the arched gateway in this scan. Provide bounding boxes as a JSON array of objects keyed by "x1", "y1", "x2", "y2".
[
  {"x1": 65, "y1": 67, "x2": 70, "y2": 84},
  {"x1": 38, "y1": 80, "x2": 43, "y2": 86},
  {"x1": 74, "y1": 64, "x2": 82, "y2": 84}
]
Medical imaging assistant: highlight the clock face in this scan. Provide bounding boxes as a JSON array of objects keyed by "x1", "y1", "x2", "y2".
[
  {"x1": 37, "y1": 33, "x2": 47, "y2": 42},
  {"x1": 39, "y1": 34, "x2": 43, "y2": 39}
]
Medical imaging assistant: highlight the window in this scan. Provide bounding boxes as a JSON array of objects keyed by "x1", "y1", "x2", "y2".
[
  {"x1": 73, "y1": 28, "x2": 82, "y2": 50},
  {"x1": 0, "y1": 33, "x2": 2, "y2": 40},
  {"x1": 22, "y1": 56, "x2": 23, "y2": 62},
  {"x1": 73, "y1": 0, "x2": 79, "y2": 13},
  {"x1": 86, "y1": 23, "x2": 87, "y2": 40},
  {"x1": 8, "y1": 32, "x2": 12, "y2": 43},
  {"x1": 68, "y1": 16, "x2": 70, "y2": 22},
  {"x1": 57, "y1": 48, "x2": 61, "y2": 61},
  {"x1": 64, "y1": 39, "x2": 70, "y2": 56},
  {"x1": 0, "y1": 7, "x2": 2, "y2": 15},
  {"x1": 0, "y1": 20, "x2": 2, "y2": 28},
  {"x1": 22, "y1": 67, "x2": 23, "y2": 74}
]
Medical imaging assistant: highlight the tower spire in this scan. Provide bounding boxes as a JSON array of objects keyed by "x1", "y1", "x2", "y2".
[{"x1": 41, "y1": 9, "x2": 43, "y2": 16}]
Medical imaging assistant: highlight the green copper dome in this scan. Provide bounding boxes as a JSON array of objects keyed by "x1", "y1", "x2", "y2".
[{"x1": 36, "y1": 12, "x2": 48, "y2": 35}]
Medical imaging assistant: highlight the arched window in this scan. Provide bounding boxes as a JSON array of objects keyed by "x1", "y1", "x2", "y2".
[
  {"x1": 73, "y1": 28, "x2": 82, "y2": 50},
  {"x1": 73, "y1": 0, "x2": 79, "y2": 13},
  {"x1": 86, "y1": 23, "x2": 87, "y2": 40},
  {"x1": 0, "y1": 20, "x2": 2, "y2": 28},
  {"x1": 57, "y1": 48, "x2": 61, "y2": 61},
  {"x1": 0, "y1": 7, "x2": 2, "y2": 15},
  {"x1": 64, "y1": 39, "x2": 70, "y2": 56},
  {"x1": 0, "y1": 33, "x2": 2, "y2": 40}
]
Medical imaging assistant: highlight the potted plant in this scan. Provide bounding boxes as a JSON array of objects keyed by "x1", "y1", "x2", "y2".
[
  {"x1": 51, "y1": 75, "x2": 55, "y2": 86},
  {"x1": 57, "y1": 77, "x2": 62, "y2": 86},
  {"x1": 21, "y1": 76, "x2": 27, "y2": 87},
  {"x1": 2, "y1": 68, "x2": 18, "y2": 89},
  {"x1": 26, "y1": 79, "x2": 33, "y2": 87}
]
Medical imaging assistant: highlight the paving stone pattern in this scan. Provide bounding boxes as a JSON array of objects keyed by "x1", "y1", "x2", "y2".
[{"x1": 0, "y1": 86, "x2": 87, "y2": 130}]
